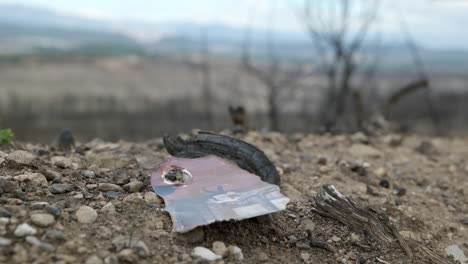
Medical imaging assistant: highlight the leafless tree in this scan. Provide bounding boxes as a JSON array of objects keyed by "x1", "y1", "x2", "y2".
[
  {"x1": 181, "y1": 29, "x2": 215, "y2": 128},
  {"x1": 297, "y1": 0, "x2": 380, "y2": 131},
  {"x1": 242, "y1": 4, "x2": 305, "y2": 131}
]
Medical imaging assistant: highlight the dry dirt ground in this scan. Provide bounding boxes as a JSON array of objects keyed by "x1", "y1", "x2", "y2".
[{"x1": 0, "y1": 131, "x2": 467, "y2": 263}]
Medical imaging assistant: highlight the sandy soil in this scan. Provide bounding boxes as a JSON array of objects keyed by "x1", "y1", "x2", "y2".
[{"x1": 0, "y1": 131, "x2": 467, "y2": 263}]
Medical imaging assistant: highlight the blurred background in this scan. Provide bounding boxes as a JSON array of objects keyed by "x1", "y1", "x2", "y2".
[{"x1": 0, "y1": 0, "x2": 467, "y2": 142}]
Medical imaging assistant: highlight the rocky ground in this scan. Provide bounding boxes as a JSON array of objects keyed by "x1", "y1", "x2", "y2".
[{"x1": 0, "y1": 131, "x2": 467, "y2": 264}]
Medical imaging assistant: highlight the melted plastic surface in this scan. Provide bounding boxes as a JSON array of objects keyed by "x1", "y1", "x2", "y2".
[{"x1": 151, "y1": 155, "x2": 289, "y2": 233}]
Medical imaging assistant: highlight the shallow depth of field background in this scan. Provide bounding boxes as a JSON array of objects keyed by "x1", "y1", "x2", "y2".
[{"x1": 1, "y1": 0, "x2": 468, "y2": 142}]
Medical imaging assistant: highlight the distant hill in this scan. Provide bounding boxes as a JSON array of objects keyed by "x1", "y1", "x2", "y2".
[{"x1": 0, "y1": 3, "x2": 467, "y2": 71}]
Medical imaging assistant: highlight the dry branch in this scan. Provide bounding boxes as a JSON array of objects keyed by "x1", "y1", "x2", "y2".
[
  {"x1": 383, "y1": 79, "x2": 429, "y2": 117},
  {"x1": 313, "y1": 184, "x2": 454, "y2": 264}
]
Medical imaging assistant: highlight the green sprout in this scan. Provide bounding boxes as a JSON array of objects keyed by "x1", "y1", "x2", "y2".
[{"x1": 0, "y1": 128, "x2": 14, "y2": 145}]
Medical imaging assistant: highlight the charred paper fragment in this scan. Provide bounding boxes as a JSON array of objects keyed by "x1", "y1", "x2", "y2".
[
  {"x1": 151, "y1": 155, "x2": 289, "y2": 233},
  {"x1": 163, "y1": 132, "x2": 280, "y2": 185}
]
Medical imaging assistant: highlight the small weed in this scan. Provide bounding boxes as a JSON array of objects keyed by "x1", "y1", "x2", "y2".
[{"x1": 0, "y1": 128, "x2": 14, "y2": 145}]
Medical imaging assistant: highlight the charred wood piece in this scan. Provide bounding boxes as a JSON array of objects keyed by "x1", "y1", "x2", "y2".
[
  {"x1": 228, "y1": 105, "x2": 250, "y2": 133},
  {"x1": 313, "y1": 184, "x2": 454, "y2": 264},
  {"x1": 163, "y1": 132, "x2": 280, "y2": 185}
]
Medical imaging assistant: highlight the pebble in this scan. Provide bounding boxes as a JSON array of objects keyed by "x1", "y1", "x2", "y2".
[
  {"x1": 0, "y1": 208, "x2": 12, "y2": 218},
  {"x1": 462, "y1": 219, "x2": 468, "y2": 225},
  {"x1": 6, "y1": 150, "x2": 35, "y2": 166},
  {"x1": 44, "y1": 205, "x2": 61, "y2": 217},
  {"x1": 445, "y1": 244, "x2": 467, "y2": 263},
  {"x1": 123, "y1": 193, "x2": 145, "y2": 204},
  {"x1": 82, "y1": 170, "x2": 96, "y2": 179},
  {"x1": 0, "y1": 179, "x2": 18, "y2": 193},
  {"x1": 228, "y1": 245, "x2": 244, "y2": 260},
  {"x1": 348, "y1": 144, "x2": 383, "y2": 159},
  {"x1": 45, "y1": 230, "x2": 66, "y2": 241},
  {"x1": 76, "y1": 206, "x2": 98, "y2": 224},
  {"x1": 212, "y1": 241, "x2": 228, "y2": 257},
  {"x1": 258, "y1": 251, "x2": 269, "y2": 262},
  {"x1": 118, "y1": 248, "x2": 139, "y2": 263},
  {"x1": 192, "y1": 247, "x2": 221, "y2": 261},
  {"x1": 300, "y1": 252, "x2": 310, "y2": 261},
  {"x1": 144, "y1": 192, "x2": 162, "y2": 204},
  {"x1": 379, "y1": 179, "x2": 390, "y2": 189},
  {"x1": 394, "y1": 187, "x2": 407, "y2": 196},
  {"x1": 288, "y1": 235, "x2": 298, "y2": 243},
  {"x1": 331, "y1": 235, "x2": 341, "y2": 242},
  {"x1": 395, "y1": 199, "x2": 403, "y2": 206},
  {"x1": 40, "y1": 169, "x2": 62, "y2": 182},
  {"x1": 50, "y1": 183, "x2": 74, "y2": 194},
  {"x1": 123, "y1": 181, "x2": 144, "y2": 193},
  {"x1": 0, "y1": 237, "x2": 12, "y2": 246},
  {"x1": 14, "y1": 223, "x2": 37, "y2": 237},
  {"x1": 31, "y1": 213, "x2": 55, "y2": 227},
  {"x1": 51, "y1": 156, "x2": 73, "y2": 168},
  {"x1": 85, "y1": 255, "x2": 104, "y2": 264},
  {"x1": 14, "y1": 173, "x2": 48, "y2": 187},
  {"x1": 105, "y1": 191, "x2": 119, "y2": 199},
  {"x1": 101, "y1": 202, "x2": 116, "y2": 215},
  {"x1": 98, "y1": 183, "x2": 124, "y2": 192},
  {"x1": 134, "y1": 240, "x2": 151, "y2": 257},
  {"x1": 25, "y1": 235, "x2": 54, "y2": 251}
]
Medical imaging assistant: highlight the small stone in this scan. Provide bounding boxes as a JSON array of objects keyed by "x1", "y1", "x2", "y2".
[
  {"x1": 134, "y1": 240, "x2": 151, "y2": 257},
  {"x1": 6, "y1": 150, "x2": 35, "y2": 166},
  {"x1": 144, "y1": 192, "x2": 162, "y2": 204},
  {"x1": 85, "y1": 255, "x2": 103, "y2": 264},
  {"x1": 379, "y1": 179, "x2": 390, "y2": 189},
  {"x1": 82, "y1": 170, "x2": 96, "y2": 178},
  {"x1": 50, "y1": 184, "x2": 74, "y2": 194},
  {"x1": 349, "y1": 144, "x2": 383, "y2": 159},
  {"x1": 40, "y1": 169, "x2": 62, "y2": 181},
  {"x1": 0, "y1": 179, "x2": 18, "y2": 193},
  {"x1": 25, "y1": 235, "x2": 42, "y2": 246},
  {"x1": 395, "y1": 199, "x2": 403, "y2": 206},
  {"x1": 123, "y1": 193, "x2": 145, "y2": 204},
  {"x1": 192, "y1": 247, "x2": 221, "y2": 261},
  {"x1": 288, "y1": 235, "x2": 298, "y2": 243},
  {"x1": 445, "y1": 245, "x2": 467, "y2": 263},
  {"x1": 350, "y1": 233, "x2": 360, "y2": 242},
  {"x1": 101, "y1": 202, "x2": 116, "y2": 215},
  {"x1": 98, "y1": 183, "x2": 124, "y2": 192},
  {"x1": 76, "y1": 206, "x2": 98, "y2": 224},
  {"x1": 394, "y1": 187, "x2": 407, "y2": 196},
  {"x1": 31, "y1": 213, "x2": 55, "y2": 227},
  {"x1": 400, "y1": 231, "x2": 418, "y2": 240},
  {"x1": 331, "y1": 235, "x2": 341, "y2": 242},
  {"x1": 317, "y1": 157, "x2": 327, "y2": 165},
  {"x1": 45, "y1": 230, "x2": 66, "y2": 241},
  {"x1": 14, "y1": 223, "x2": 37, "y2": 237},
  {"x1": 0, "y1": 208, "x2": 12, "y2": 218},
  {"x1": 462, "y1": 219, "x2": 468, "y2": 225},
  {"x1": 0, "y1": 237, "x2": 12, "y2": 246},
  {"x1": 374, "y1": 167, "x2": 387, "y2": 177},
  {"x1": 44, "y1": 205, "x2": 61, "y2": 217},
  {"x1": 182, "y1": 228, "x2": 205, "y2": 244},
  {"x1": 16, "y1": 173, "x2": 48, "y2": 187},
  {"x1": 51, "y1": 156, "x2": 73, "y2": 168},
  {"x1": 118, "y1": 248, "x2": 139, "y2": 263},
  {"x1": 105, "y1": 191, "x2": 119, "y2": 199},
  {"x1": 104, "y1": 255, "x2": 119, "y2": 264},
  {"x1": 300, "y1": 252, "x2": 310, "y2": 261},
  {"x1": 212, "y1": 241, "x2": 228, "y2": 257},
  {"x1": 228, "y1": 245, "x2": 244, "y2": 260},
  {"x1": 123, "y1": 181, "x2": 144, "y2": 193},
  {"x1": 258, "y1": 252, "x2": 269, "y2": 262}
]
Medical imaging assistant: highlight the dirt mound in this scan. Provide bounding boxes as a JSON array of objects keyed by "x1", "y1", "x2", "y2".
[{"x1": 0, "y1": 132, "x2": 467, "y2": 263}]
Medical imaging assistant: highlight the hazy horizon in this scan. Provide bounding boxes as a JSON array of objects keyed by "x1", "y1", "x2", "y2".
[{"x1": 0, "y1": 0, "x2": 467, "y2": 50}]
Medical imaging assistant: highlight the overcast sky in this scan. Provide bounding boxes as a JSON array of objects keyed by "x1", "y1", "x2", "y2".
[{"x1": 0, "y1": 0, "x2": 467, "y2": 50}]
